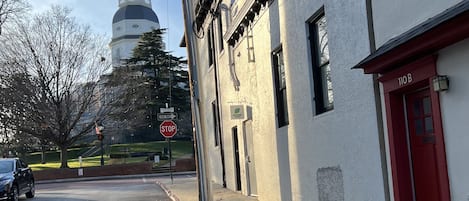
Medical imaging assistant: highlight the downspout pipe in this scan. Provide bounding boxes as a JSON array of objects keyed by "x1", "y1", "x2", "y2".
[
  {"x1": 182, "y1": 0, "x2": 212, "y2": 200},
  {"x1": 366, "y1": 0, "x2": 390, "y2": 200}
]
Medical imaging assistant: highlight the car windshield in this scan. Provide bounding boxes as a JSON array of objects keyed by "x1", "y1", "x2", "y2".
[{"x1": 0, "y1": 161, "x2": 14, "y2": 173}]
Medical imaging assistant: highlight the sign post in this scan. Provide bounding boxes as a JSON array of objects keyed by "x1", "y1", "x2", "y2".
[
  {"x1": 160, "y1": 120, "x2": 177, "y2": 183},
  {"x1": 157, "y1": 112, "x2": 178, "y2": 121},
  {"x1": 95, "y1": 122, "x2": 104, "y2": 166}
]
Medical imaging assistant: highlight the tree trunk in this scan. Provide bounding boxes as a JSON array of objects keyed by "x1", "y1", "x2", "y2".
[{"x1": 60, "y1": 146, "x2": 69, "y2": 168}]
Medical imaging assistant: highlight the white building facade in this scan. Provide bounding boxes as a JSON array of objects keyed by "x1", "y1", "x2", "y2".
[
  {"x1": 184, "y1": 0, "x2": 469, "y2": 200},
  {"x1": 110, "y1": 0, "x2": 160, "y2": 67},
  {"x1": 184, "y1": 0, "x2": 388, "y2": 200}
]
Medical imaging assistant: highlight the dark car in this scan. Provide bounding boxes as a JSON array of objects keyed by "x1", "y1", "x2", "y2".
[{"x1": 0, "y1": 158, "x2": 35, "y2": 201}]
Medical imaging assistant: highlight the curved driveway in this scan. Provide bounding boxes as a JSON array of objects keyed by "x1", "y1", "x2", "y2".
[{"x1": 26, "y1": 176, "x2": 171, "y2": 201}]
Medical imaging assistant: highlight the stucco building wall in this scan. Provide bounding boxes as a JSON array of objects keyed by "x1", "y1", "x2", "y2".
[
  {"x1": 200, "y1": 0, "x2": 388, "y2": 200},
  {"x1": 437, "y1": 39, "x2": 469, "y2": 201},
  {"x1": 178, "y1": 0, "x2": 463, "y2": 200},
  {"x1": 215, "y1": 2, "x2": 285, "y2": 200},
  {"x1": 278, "y1": 0, "x2": 385, "y2": 200}
]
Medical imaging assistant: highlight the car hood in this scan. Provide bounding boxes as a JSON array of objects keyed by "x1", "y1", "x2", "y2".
[{"x1": 0, "y1": 172, "x2": 13, "y2": 181}]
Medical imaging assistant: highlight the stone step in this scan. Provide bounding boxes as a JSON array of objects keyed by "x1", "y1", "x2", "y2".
[{"x1": 152, "y1": 166, "x2": 176, "y2": 174}]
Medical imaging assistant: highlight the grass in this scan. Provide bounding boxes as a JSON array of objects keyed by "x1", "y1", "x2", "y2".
[
  {"x1": 26, "y1": 140, "x2": 193, "y2": 171},
  {"x1": 111, "y1": 140, "x2": 193, "y2": 157}
]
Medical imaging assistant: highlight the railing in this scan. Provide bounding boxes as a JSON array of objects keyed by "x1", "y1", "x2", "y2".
[
  {"x1": 118, "y1": 0, "x2": 151, "y2": 8},
  {"x1": 193, "y1": 0, "x2": 215, "y2": 31},
  {"x1": 223, "y1": 0, "x2": 269, "y2": 46},
  {"x1": 223, "y1": 0, "x2": 255, "y2": 44}
]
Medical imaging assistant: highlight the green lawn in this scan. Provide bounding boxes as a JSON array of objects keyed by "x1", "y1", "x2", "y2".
[{"x1": 26, "y1": 140, "x2": 193, "y2": 171}]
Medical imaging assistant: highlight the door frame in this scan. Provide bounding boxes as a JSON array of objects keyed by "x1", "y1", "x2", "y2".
[
  {"x1": 378, "y1": 55, "x2": 450, "y2": 201},
  {"x1": 232, "y1": 126, "x2": 242, "y2": 191},
  {"x1": 243, "y1": 120, "x2": 258, "y2": 196}
]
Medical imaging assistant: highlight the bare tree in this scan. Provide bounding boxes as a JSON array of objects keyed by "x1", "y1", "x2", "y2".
[
  {"x1": 0, "y1": 5, "x2": 111, "y2": 168},
  {"x1": 0, "y1": 0, "x2": 28, "y2": 35}
]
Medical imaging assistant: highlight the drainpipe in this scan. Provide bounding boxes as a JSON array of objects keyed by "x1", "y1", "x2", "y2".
[
  {"x1": 366, "y1": 0, "x2": 390, "y2": 200},
  {"x1": 182, "y1": 0, "x2": 212, "y2": 200},
  {"x1": 218, "y1": 3, "x2": 240, "y2": 91}
]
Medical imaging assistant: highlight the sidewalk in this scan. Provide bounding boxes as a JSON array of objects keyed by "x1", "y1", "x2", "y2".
[{"x1": 157, "y1": 175, "x2": 258, "y2": 201}]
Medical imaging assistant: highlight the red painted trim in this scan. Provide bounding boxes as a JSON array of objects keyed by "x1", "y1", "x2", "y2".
[
  {"x1": 429, "y1": 83, "x2": 451, "y2": 200},
  {"x1": 363, "y1": 10, "x2": 469, "y2": 74},
  {"x1": 384, "y1": 92, "x2": 413, "y2": 201},
  {"x1": 379, "y1": 56, "x2": 437, "y2": 93},
  {"x1": 381, "y1": 57, "x2": 451, "y2": 201}
]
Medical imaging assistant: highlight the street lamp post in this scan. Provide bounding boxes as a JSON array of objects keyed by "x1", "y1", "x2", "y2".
[
  {"x1": 40, "y1": 124, "x2": 48, "y2": 164},
  {"x1": 110, "y1": 136, "x2": 114, "y2": 156},
  {"x1": 95, "y1": 123, "x2": 105, "y2": 167},
  {"x1": 100, "y1": 137, "x2": 104, "y2": 166}
]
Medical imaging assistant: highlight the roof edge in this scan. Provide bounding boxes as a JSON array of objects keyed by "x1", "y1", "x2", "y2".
[{"x1": 353, "y1": 1, "x2": 469, "y2": 74}]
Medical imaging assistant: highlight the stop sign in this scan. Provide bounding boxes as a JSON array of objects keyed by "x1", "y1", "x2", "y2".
[{"x1": 160, "y1": 120, "x2": 177, "y2": 138}]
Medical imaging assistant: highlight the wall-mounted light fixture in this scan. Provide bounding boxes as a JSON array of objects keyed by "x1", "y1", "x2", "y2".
[{"x1": 432, "y1": 75, "x2": 449, "y2": 92}]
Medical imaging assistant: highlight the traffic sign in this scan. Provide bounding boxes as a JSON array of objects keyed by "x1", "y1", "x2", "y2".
[
  {"x1": 160, "y1": 107, "x2": 174, "y2": 113},
  {"x1": 157, "y1": 112, "x2": 178, "y2": 121},
  {"x1": 160, "y1": 120, "x2": 177, "y2": 138}
]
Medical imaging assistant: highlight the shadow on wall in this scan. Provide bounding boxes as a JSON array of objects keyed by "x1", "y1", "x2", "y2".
[{"x1": 268, "y1": 0, "x2": 293, "y2": 200}]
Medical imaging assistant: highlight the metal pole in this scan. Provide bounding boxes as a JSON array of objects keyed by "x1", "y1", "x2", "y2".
[
  {"x1": 181, "y1": 0, "x2": 212, "y2": 200},
  {"x1": 169, "y1": 138, "x2": 173, "y2": 184},
  {"x1": 100, "y1": 139, "x2": 104, "y2": 166},
  {"x1": 41, "y1": 141, "x2": 46, "y2": 164}
]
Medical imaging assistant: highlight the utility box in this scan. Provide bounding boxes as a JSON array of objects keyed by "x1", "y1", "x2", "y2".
[{"x1": 154, "y1": 155, "x2": 160, "y2": 163}]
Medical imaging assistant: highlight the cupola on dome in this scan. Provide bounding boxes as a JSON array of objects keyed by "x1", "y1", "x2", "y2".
[{"x1": 112, "y1": 5, "x2": 159, "y2": 23}]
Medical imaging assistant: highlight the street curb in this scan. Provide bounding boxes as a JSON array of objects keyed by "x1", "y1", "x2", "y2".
[
  {"x1": 36, "y1": 171, "x2": 196, "y2": 184},
  {"x1": 156, "y1": 180, "x2": 180, "y2": 201}
]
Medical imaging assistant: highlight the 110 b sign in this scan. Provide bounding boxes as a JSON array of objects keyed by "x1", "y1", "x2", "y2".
[{"x1": 398, "y1": 73, "x2": 413, "y2": 86}]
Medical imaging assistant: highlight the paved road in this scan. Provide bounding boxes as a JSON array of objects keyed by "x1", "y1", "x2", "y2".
[{"x1": 25, "y1": 176, "x2": 172, "y2": 201}]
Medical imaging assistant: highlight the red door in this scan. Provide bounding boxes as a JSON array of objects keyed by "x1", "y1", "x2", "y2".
[{"x1": 405, "y1": 88, "x2": 440, "y2": 201}]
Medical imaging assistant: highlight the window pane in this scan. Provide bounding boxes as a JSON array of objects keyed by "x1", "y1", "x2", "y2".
[
  {"x1": 0, "y1": 161, "x2": 14, "y2": 173},
  {"x1": 282, "y1": 89, "x2": 289, "y2": 124},
  {"x1": 415, "y1": 119, "x2": 424, "y2": 136},
  {"x1": 277, "y1": 51, "x2": 286, "y2": 88},
  {"x1": 423, "y1": 97, "x2": 431, "y2": 115},
  {"x1": 316, "y1": 16, "x2": 329, "y2": 65},
  {"x1": 273, "y1": 48, "x2": 288, "y2": 127},
  {"x1": 310, "y1": 12, "x2": 333, "y2": 115},
  {"x1": 412, "y1": 100, "x2": 421, "y2": 116},
  {"x1": 212, "y1": 102, "x2": 220, "y2": 146},
  {"x1": 321, "y1": 64, "x2": 333, "y2": 108},
  {"x1": 425, "y1": 117, "x2": 434, "y2": 133}
]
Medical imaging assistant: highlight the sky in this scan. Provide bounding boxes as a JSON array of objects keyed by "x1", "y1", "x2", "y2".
[{"x1": 27, "y1": 0, "x2": 187, "y2": 58}]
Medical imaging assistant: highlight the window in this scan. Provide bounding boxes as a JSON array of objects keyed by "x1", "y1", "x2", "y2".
[
  {"x1": 208, "y1": 22, "x2": 216, "y2": 67},
  {"x1": 20, "y1": 160, "x2": 27, "y2": 168},
  {"x1": 0, "y1": 161, "x2": 13, "y2": 173},
  {"x1": 212, "y1": 101, "x2": 221, "y2": 146},
  {"x1": 272, "y1": 46, "x2": 289, "y2": 127},
  {"x1": 309, "y1": 10, "x2": 333, "y2": 114},
  {"x1": 16, "y1": 160, "x2": 21, "y2": 170}
]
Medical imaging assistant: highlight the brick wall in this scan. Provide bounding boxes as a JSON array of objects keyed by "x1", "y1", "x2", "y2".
[
  {"x1": 175, "y1": 158, "x2": 196, "y2": 172},
  {"x1": 33, "y1": 162, "x2": 153, "y2": 181}
]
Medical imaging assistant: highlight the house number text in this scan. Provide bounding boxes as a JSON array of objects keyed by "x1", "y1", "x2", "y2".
[{"x1": 398, "y1": 73, "x2": 413, "y2": 86}]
